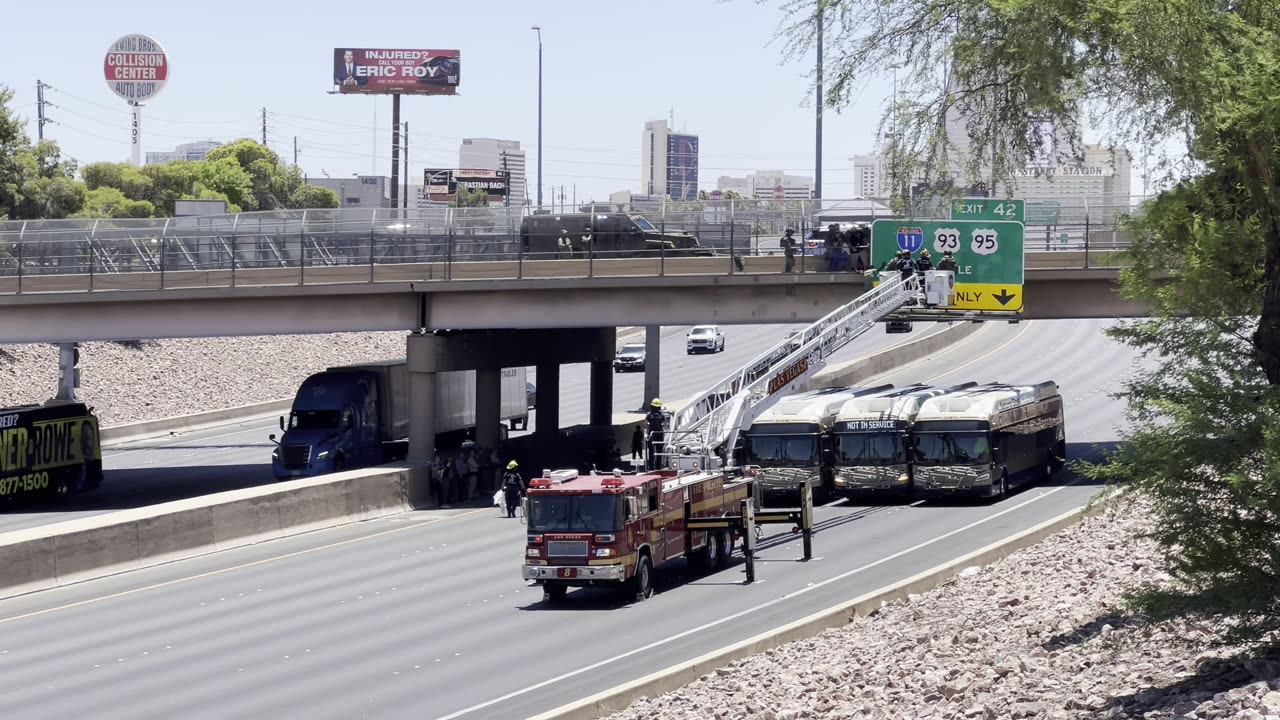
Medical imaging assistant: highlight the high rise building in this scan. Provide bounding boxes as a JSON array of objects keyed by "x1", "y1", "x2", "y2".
[
  {"x1": 1007, "y1": 143, "x2": 1132, "y2": 202},
  {"x1": 850, "y1": 155, "x2": 884, "y2": 198},
  {"x1": 641, "y1": 120, "x2": 700, "y2": 201},
  {"x1": 459, "y1": 138, "x2": 527, "y2": 206},
  {"x1": 145, "y1": 140, "x2": 223, "y2": 165}
]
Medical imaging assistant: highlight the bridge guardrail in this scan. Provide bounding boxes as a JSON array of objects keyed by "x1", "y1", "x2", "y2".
[{"x1": 0, "y1": 196, "x2": 1143, "y2": 294}]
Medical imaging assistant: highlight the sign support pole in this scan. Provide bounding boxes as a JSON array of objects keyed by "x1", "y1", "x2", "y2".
[
  {"x1": 130, "y1": 102, "x2": 143, "y2": 167},
  {"x1": 390, "y1": 94, "x2": 401, "y2": 211}
]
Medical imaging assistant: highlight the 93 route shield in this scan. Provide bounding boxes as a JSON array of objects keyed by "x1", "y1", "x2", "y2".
[{"x1": 871, "y1": 219, "x2": 1026, "y2": 312}]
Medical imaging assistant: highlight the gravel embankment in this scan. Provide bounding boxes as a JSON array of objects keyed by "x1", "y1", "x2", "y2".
[
  {"x1": 610, "y1": 499, "x2": 1280, "y2": 720},
  {"x1": 0, "y1": 334, "x2": 406, "y2": 425}
]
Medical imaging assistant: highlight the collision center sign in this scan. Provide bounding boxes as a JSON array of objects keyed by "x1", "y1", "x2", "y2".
[{"x1": 104, "y1": 34, "x2": 168, "y2": 102}]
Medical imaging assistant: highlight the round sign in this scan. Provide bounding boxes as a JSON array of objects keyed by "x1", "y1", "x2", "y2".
[{"x1": 103, "y1": 34, "x2": 168, "y2": 103}]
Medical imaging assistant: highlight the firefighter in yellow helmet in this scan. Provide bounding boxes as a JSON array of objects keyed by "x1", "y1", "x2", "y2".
[
  {"x1": 646, "y1": 399, "x2": 667, "y2": 470},
  {"x1": 502, "y1": 460, "x2": 524, "y2": 518}
]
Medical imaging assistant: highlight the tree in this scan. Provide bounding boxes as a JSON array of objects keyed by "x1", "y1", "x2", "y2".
[
  {"x1": 450, "y1": 186, "x2": 490, "y2": 208},
  {"x1": 782, "y1": 0, "x2": 1280, "y2": 644},
  {"x1": 77, "y1": 186, "x2": 155, "y2": 219},
  {"x1": 141, "y1": 161, "x2": 200, "y2": 217},
  {"x1": 194, "y1": 157, "x2": 253, "y2": 213},
  {"x1": 82, "y1": 161, "x2": 153, "y2": 202},
  {"x1": 287, "y1": 184, "x2": 339, "y2": 209},
  {"x1": 205, "y1": 139, "x2": 304, "y2": 211}
]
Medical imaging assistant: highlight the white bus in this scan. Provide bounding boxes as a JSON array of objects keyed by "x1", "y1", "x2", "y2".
[
  {"x1": 830, "y1": 383, "x2": 976, "y2": 498},
  {"x1": 910, "y1": 382, "x2": 1066, "y2": 499},
  {"x1": 738, "y1": 385, "x2": 892, "y2": 506}
]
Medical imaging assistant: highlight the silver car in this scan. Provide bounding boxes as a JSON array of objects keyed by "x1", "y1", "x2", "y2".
[{"x1": 686, "y1": 325, "x2": 726, "y2": 355}]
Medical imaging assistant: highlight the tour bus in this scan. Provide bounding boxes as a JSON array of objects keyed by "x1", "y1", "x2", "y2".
[
  {"x1": 0, "y1": 400, "x2": 103, "y2": 505},
  {"x1": 830, "y1": 383, "x2": 976, "y2": 498},
  {"x1": 910, "y1": 382, "x2": 1066, "y2": 499},
  {"x1": 737, "y1": 385, "x2": 893, "y2": 506}
]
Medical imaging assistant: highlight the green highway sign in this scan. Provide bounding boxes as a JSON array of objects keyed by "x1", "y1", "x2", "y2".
[
  {"x1": 949, "y1": 198, "x2": 1025, "y2": 223},
  {"x1": 870, "y1": 219, "x2": 1026, "y2": 312}
]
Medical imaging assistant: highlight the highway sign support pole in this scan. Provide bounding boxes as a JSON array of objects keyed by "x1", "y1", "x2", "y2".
[{"x1": 56, "y1": 342, "x2": 78, "y2": 402}]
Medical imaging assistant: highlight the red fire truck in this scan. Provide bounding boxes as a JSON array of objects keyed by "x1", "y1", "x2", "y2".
[{"x1": 521, "y1": 467, "x2": 755, "y2": 602}]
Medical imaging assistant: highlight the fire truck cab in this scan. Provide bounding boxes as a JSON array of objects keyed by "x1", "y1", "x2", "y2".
[{"x1": 522, "y1": 467, "x2": 752, "y2": 602}]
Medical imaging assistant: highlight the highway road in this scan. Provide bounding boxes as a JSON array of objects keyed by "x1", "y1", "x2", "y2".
[
  {"x1": 0, "y1": 318, "x2": 1144, "y2": 720},
  {"x1": 0, "y1": 322, "x2": 943, "y2": 533}
]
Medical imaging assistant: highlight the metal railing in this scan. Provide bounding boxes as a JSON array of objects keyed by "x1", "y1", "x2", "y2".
[{"x1": 0, "y1": 195, "x2": 1144, "y2": 294}]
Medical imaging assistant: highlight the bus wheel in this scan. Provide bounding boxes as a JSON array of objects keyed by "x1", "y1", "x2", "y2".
[
  {"x1": 632, "y1": 555, "x2": 653, "y2": 601},
  {"x1": 996, "y1": 472, "x2": 1008, "y2": 500}
]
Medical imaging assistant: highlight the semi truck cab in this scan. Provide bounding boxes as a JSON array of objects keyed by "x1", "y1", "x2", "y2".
[{"x1": 271, "y1": 369, "x2": 384, "y2": 479}]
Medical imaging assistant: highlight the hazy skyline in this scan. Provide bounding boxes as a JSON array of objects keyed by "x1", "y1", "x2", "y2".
[{"x1": 4, "y1": 0, "x2": 907, "y2": 203}]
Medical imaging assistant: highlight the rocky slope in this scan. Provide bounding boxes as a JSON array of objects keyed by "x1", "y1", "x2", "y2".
[
  {"x1": 0, "y1": 334, "x2": 406, "y2": 425},
  {"x1": 610, "y1": 500, "x2": 1280, "y2": 720}
]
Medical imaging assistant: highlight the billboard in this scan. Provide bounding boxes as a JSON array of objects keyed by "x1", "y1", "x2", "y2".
[
  {"x1": 666, "y1": 134, "x2": 699, "y2": 201},
  {"x1": 422, "y1": 168, "x2": 509, "y2": 201},
  {"x1": 333, "y1": 48, "x2": 460, "y2": 95}
]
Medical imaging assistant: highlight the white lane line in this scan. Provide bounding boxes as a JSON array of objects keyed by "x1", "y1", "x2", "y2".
[
  {"x1": 433, "y1": 477, "x2": 1083, "y2": 720},
  {"x1": 105, "y1": 420, "x2": 275, "y2": 459},
  {"x1": 909, "y1": 500, "x2": 927, "y2": 507}
]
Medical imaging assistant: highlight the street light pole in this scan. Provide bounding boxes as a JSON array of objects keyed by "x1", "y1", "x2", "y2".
[{"x1": 532, "y1": 26, "x2": 543, "y2": 210}]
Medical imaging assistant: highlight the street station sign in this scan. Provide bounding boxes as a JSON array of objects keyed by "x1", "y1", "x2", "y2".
[
  {"x1": 949, "y1": 198, "x2": 1025, "y2": 223},
  {"x1": 871, "y1": 219, "x2": 1026, "y2": 312}
]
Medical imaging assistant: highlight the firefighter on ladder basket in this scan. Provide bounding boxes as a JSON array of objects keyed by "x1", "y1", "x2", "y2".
[{"x1": 646, "y1": 398, "x2": 668, "y2": 471}]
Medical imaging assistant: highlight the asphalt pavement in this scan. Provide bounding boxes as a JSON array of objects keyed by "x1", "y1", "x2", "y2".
[
  {"x1": 0, "y1": 322, "x2": 943, "y2": 533},
  {"x1": 0, "y1": 318, "x2": 1143, "y2": 720}
]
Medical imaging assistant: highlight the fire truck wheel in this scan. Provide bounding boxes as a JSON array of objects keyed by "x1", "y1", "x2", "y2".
[
  {"x1": 717, "y1": 531, "x2": 733, "y2": 568},
  {"x1": 632, "y1": 555, "x2": 654, "y2": 601},
  {"x1": 703, "y1": 532, "x2": 721, "y2": 570},
  {"x1": 543, "y1": 583, "x2": 568, "y2": 602}
]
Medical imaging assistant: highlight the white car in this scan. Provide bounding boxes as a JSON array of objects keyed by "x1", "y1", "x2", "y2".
[{"x1": 686, "y1": 325, "x2": 726, "y2": 354}]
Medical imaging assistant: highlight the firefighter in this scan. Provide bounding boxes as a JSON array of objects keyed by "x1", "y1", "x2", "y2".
[
  {"x1": 646, "y1": 399, "x2": 668, "y2": 470},
  {"x1": 938, "y1": 250, "x2": 959, "y2": 273},
  {"x1": 916, "y1": 249, "x2": 934, "y2": 274},
  {"x1": 502, "y1": 460, "x2": 525, "y2": 518}
]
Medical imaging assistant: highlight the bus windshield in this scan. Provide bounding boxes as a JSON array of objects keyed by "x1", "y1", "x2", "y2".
[
  {"x1": 913, "y1": 432, "x2": 991, "y2": 466},
  {"x1": 528, "y1": 495, "x2": 624, "y2": 533},
  {"x1": 744, "y1": 434, "x2": 819, "y2": 467},
  {"x1": 835, "y1": 432, "x2": 906, "y2": 466}
]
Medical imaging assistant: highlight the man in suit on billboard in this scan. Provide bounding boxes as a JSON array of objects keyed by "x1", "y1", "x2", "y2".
[{"x1": 335, "y1": 50, "x2": 368, "y2": 86}]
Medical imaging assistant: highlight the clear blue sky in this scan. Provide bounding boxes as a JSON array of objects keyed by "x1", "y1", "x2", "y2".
[{"x1": 2, "y1": 0, "x2": 902, "y2": 203}]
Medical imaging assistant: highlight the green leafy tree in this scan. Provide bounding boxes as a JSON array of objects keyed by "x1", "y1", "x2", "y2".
[
  {"x1": 205, "y1": 139, "x2": 305, "y2": 211},
  {"x1": 287, "y1": 184, "x2": 339, "y2": 209},
  {"x1": 81, "y1": 161, "x2": 153, "y2": 202},
  {"x1": 786, "y1": 0, "x2": 1280, "y2": 644},
  {"x1": 77, "y1": 186, "x2": 155, "y2": 219},
  {"x1": 141, "y1": 161, "x2": 200, "y2": 217},
  {"x1": 450, "y1": 185, "x2": 490, "y2": 208},
  {"x1": 195, "y1": 157, "x2": 253, "y2": 214}
]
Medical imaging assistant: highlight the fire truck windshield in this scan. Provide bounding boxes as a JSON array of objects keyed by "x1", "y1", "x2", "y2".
[{"x1": 528, "y1": 494, "x2": 624, "y2": 533}]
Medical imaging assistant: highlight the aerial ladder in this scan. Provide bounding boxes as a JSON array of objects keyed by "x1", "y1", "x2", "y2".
[{"x1": 664, "y1": 273, "x2": 930, "y2": 471}]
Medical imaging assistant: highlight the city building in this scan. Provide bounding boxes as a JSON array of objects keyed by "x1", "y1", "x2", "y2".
[
  {"x1": 715, "y1": 171, "x2": 813, "y2": 200},
  {"x1": 306, "y1": 175, "x2": 391, "y2": 207},
  {"x1": 609, "y1": 190, "x2": 666, "y2": 207},
  {"x1": 459, "y1": 138, "x2": 527, "y2": 206},
  {"x1": 144, "y1": 140, "x2": 223, "y2": 165},
  {"x1": 640, "y1": 120, "x2": 700, "y2": 201},
  {"x1": 1006, "y1": 143, "x2": 1133, "y2": 203},
  {"x1": 849, "y1": 155, "x2": 884, "y2": 198}
]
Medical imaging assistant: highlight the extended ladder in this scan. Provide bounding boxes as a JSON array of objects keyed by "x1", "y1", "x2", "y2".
[{"x1": 666, "y1": 274, "x2": 920, "y2": 465}]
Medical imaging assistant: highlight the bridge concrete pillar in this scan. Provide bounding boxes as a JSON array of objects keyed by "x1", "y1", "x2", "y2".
[
  {"x1": 475, "y1": 367, "x2": 502, "y2": 449},
  {"x1": 406, "y1": 366, "x2": 437, "y2": 509},
  {"x1": 590, "y1": 361, "x2": 612, "y2": 427},
  {"x1": 535, "y1": 362, "x2": 560, "y2": 439},
  {"x1": 643, "y1": 325, "x2": 661, "y2": 410}
]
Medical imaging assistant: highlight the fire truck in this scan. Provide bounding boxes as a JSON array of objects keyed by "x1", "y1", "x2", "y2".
[{"x1": 521, "y1": 463, "x2": 813, "y2": 602}]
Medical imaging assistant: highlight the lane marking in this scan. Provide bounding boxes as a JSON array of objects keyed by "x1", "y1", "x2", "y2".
[
  {"x1": 433, "y1": 477, "x2": 1083, "y2": 720},
  {"x1": 917, "y1": 320, "x2": 1034, "y2": 384},
  {"x1": 0, "y1": 508, "x2": 491, "y2": 626},
  {"x1": 106, "y1": 420, "x2": 276, "y2": 459}
]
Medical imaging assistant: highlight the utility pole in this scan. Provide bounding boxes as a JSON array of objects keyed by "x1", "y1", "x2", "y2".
[
  {"x1": 501, "y1": 152, "x2": 510, "y2": 208},
  {"x1": 261, "y1": 107, "x2": 268, "y2": 147},
  {"x1": 390, "y1": 95, "x2": 401, "y2": 211},
  {"x1": 293, "y1": 136, "x2": 299, "y2": 167},
  {"x1": 35, "y1": 80, "x2": 52, "y2": 141},
  {"x1": 814, "y1": 1, "x2": 824, "y2": 201},
  {"x1": 402, "y1": 121, "x2": 409, "y2": 212},
  {"x1": 532, "y1": 26, "x2": 543, "y2": 209}
]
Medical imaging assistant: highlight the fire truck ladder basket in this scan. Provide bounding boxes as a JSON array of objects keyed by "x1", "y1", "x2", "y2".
[{"x1": 665, "y1": 274, "x2": 919, "y2": 466}]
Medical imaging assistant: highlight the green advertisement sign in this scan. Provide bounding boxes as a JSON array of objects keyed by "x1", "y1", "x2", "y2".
[
  {"x1": 870, "y1": 219, "x2": 1025, "y2": 286},
  {"x1": 949, "y1": 198, "x2": 1025, "y2": 223}
]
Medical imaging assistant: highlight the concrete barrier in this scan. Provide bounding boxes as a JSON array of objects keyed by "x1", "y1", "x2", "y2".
[
  {"x1": 0, "y1": 464, "x2": 415, "y2": 601},
  {"x1": 800, "y1": 320, "x2": 986, "y2": 392},
  {"x1": 531, "y1": 498, "x2": 1113, "y2": 720},
  {"x1": 101, "y1": 399, "x2": 293, "y2": 446}
]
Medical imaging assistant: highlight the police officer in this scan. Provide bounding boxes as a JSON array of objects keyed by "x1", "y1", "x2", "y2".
[
  {"x1": 646, "y1": 398, "x2": 668, "y2": 470},
  {"x1": 502, "y1": 460, "x2": 525, "y2": 518},
  {"x1": 916, "y1": 249, "x2": 934, "y2": 273},
  {"x1": 781, "y1": 229, "x2": 798, "y2": 273},
  {"x1": 896, "y1": 250, "x2": 915, "y2": 281},
  {"x1": 938, "y1": 250, "x2": 959, "y2": 273}
]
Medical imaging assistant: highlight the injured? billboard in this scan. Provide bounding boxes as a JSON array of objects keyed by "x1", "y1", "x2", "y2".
[{"x1": 333, "y1": 48, "x2": 460, "y2": 95}]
